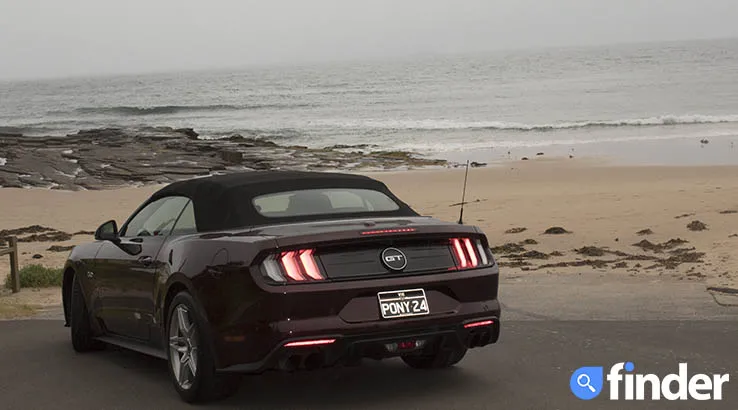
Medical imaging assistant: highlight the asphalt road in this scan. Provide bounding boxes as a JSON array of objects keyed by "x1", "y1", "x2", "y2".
[{"x1": 1, "y1": 275, "x2": 737, "y2": 410}]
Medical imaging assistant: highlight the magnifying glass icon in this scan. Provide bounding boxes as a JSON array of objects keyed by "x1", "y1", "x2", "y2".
[{"x1": 577, "y1": 374, "x2": 596, "y2": 393}]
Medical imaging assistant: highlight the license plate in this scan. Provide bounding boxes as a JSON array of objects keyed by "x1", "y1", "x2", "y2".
[{"x1": 377, "y1": 289, "x2": 430, "y2": 319}]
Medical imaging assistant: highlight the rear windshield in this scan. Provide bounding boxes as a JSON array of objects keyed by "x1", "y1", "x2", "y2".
[{"x1": 252, "y1": 188, "x2": 400, "y2": 218}]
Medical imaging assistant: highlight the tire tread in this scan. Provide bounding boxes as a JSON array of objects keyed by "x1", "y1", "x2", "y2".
[{"x1": 70, "y1": 274, "x2": 104, "y2": 352}]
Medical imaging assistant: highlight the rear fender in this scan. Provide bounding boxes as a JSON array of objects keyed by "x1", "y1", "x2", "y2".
[
  {"x1": 61, "y1": 250, "x2": 99, "y2": 327},
  {"x1": 157, "y1": 273, "x2": 197, "y2": 326},
  {"x1": 158, "y1": 234, "x2": 277, "y2": 369}
]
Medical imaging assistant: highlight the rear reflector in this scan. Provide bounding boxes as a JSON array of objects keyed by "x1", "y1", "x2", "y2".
[
  {"x1": 464, "y1": 320, "x2": 494, "y2": 329},
  {"x1": 284, "y1": 338, "x2": 336, "y2": 347},
  {"x1": 360, "y1": 228, "x2": 417, "y2": 235}
]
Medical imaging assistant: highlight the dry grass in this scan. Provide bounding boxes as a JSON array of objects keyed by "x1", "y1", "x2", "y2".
[{"x1": 0, "y1": 301, "x2": 38, "y2": 319}]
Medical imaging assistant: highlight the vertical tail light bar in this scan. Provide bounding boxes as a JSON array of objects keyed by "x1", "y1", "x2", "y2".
[
  {"x1": 451, "y1": 238, "x2": 468, "y2": 268},
  {"x1": 475, "y1": 239, "x2": 489, "y2": 265},
  {"x1": 262, "y1": 254, "x2": 284, "y2": 282},
  {"x1": 299, "y1": 249, "x2": 323, "y2": 280},
  {"x1": 280, "y1": 251, "x2": 305, "y2": 281},
  {"x1": 451, "y1": 237, "x2": 493, "y2": 270},
  {"x1": 261, "y1": 248, "x2": 326, "y2": 283},
  {"x1": 462, "y1": 238, "x2": 479, "y2": 267}
]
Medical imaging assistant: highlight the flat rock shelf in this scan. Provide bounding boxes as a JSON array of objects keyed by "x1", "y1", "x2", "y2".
[{"x1": 0, "y1": 127, "x2": 451, "y2": 190}]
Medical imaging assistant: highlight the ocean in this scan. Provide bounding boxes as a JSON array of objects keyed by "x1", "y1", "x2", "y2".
[{"x1": 2, "y1": 38, "x2": 738, "y2": 166}]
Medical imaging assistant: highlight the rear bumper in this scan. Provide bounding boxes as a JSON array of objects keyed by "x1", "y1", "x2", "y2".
[
  {"x1": 205, "y1": 265, "x2": 501, "y2": 371},
  {"x1": 219, "y1": 314, "x2": 500, "y2": 373}
]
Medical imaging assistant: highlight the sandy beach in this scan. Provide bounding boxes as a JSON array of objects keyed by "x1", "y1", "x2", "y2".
[{"x1": 1, "y1": 158, "x2": 738, "y2": 309}]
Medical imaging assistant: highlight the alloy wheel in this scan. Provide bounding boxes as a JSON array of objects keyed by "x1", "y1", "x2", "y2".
[{"x1": 169, "y1": 304, "x2": 199, "y2": 390}]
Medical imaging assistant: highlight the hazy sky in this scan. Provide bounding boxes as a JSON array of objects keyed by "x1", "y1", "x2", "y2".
[{"x1": 1, "y1": 0, "x2": 737, "y2": 80}]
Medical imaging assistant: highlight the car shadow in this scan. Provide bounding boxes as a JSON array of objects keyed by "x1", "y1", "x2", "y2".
[
  {"x1": 222, "y1": 361, "x2": 483, "y2": 408},
  {"x1": 94, "y1": 344, "x2": 486, "y2": 408}
]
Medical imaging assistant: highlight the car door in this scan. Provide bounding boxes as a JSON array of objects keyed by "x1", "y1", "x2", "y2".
[{"x1": 93, "y1": 196, "x2": 190, "y2": 341}]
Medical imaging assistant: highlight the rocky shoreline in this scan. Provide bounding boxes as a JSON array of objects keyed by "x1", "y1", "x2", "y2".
[{"x1": 0, "y1": 127, "x2": 458, "y2": 190}]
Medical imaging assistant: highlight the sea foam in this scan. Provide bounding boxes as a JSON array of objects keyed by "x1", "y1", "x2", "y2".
[
  {"x1": 390, "y1": 130, "x2": 738, "y2": 153},
  {"x1": 62, "y1": 103, "x2": 317, "y2": 116},
  {"x1": 317, "y1": 114, "x2": 738, "y2": 132}
]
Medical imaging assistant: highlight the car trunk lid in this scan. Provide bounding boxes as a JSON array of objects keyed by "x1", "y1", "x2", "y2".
[{"x1": 248, "y1": 217, "x2": 492, "y2": 282}]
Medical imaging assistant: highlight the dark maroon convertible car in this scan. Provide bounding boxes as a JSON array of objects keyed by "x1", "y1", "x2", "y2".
[{"x1": 62, "y1": 171, "x2": 501, "y2": 403}]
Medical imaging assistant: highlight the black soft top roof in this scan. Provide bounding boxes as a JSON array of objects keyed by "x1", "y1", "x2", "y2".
[{"x1": 147, "y1": 171, "x2": 418, "y2": 232}]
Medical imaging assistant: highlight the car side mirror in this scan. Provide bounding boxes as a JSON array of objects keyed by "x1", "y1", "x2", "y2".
[{"x1": 94, "y1": 220, "x2": 119, "y2": 242}]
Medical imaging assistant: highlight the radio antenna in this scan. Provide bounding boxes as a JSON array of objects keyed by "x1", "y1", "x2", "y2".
[{"x1": 457, "y1": 160, "x2": 470, "y2": 225}]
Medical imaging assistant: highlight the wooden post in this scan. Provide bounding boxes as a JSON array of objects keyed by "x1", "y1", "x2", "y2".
[{"x1": 8, "y1": 237, "x2": 20, "y2": 293}]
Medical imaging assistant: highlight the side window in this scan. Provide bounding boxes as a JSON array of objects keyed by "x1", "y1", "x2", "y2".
[
  {"x1": 171, "y1": 200, "x2": 197, "y2": 235},
  {"x1": 120, "y1": 196, "x2": 190, "y2": 237}
]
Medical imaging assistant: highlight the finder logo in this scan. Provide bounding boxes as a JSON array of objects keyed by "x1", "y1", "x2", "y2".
[
  {"x1": 570, "y1": 362, "x2": 730, "y2": 401},
  {"x1": 570, "y1": 367, "x2": 604, "y2": 400}
]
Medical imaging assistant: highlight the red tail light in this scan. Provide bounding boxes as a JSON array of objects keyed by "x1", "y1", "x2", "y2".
[
  {"x1": 299, "y1": 249, "x2": 322, "y2": 280},
  {"x1": 284, "y1": 338, "x2": 336, "y2": 347},
  {"x1": 463, "y1": 238, "x2": 479, "y2": 267},
  {"x1": 464, "y1": 320, "x2": 494, "y2": 329},
  {"x1": 281, "y1": 251, "x2": 305, "y2": 281},
  {"x1": 262, "y1": 248, "x2": 326, "y2": 283},
  {"x1": 450, "y1": 237, "x2": 493, "y2": 270},
  {"x1": 361, "y1": 228, "x2": 417, "y2": 235},
  {"x1": 451, "y1": 238, "x2": 468, "y2": 268}
]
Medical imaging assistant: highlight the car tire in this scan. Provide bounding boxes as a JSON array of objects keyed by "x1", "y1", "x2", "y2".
[
  {"x1": 70, "y1": 274, "x2": 104, "y2": 352},
  {"x1": 401, "y1": 345, "x2": 467, "y2": 369},
  {"x1": 166, "y1": 291, "x2": 240, "y2": 403}
]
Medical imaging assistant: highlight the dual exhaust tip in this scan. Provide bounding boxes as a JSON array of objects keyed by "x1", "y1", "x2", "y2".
[
  {"x1": 466, "y1": 329, "x2": 494, "y2": 348},
  {"x1": 279, "y1": 352, "x2": 326, "y2": 372}
]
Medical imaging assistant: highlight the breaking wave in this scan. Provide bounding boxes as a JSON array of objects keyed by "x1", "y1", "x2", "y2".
[
  {"x1": 338, "y1": 114, "x2": 738, "y2": 132},
  {"x1": 66, "y1": 103, "x2": 316, "y2": 116}
]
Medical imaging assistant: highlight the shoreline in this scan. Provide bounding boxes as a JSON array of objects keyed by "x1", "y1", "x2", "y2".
[
  {"x1": 4, "y1": 157, "x2": 738, "y2": 192},
  {"x1": 2, "y1": 124, "x2": 738, "y2": 191},
  {"x1": 437, "y1": 133, "x2": 738, "y2": 168}
]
